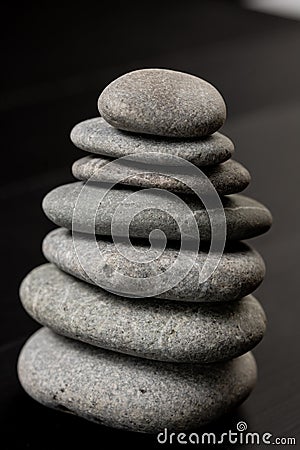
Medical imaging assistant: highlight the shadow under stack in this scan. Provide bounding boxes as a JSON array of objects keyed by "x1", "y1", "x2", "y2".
[{"x1": 18, "y1": 69, "x2": 272, "y2": 433}]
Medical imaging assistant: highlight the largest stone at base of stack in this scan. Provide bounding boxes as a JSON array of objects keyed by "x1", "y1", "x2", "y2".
[{"x1": 17, "y1": 69, "x2": 272, "y2": 433}]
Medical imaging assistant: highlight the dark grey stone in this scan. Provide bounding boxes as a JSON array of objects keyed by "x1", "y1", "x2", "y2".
[
  {"x1": 20, "y1": 264, "x2": 266, "y2": 363},
  {"x1": 72, "y1": 156, "x2": 250, "y2": 195},
  {"x1": 42, "y1": 182, "x2": 272, "y2": 241},
  {"x1": 18, "y1": 327, "x2": 257, "y2": 432},
  {"x1": 70, "y1": 117, "x2": 233, "y2": 166},
  {"x1": 42, "y1": 228, "x2": 266, "y2": 302},
  {"x1": 98, "y1": 68, "x2": 226, "y2": 138}
]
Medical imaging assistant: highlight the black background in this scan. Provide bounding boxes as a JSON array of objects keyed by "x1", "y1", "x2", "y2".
[{"x1": 0, "y1": 1, "x2": 299, "y2": 448}]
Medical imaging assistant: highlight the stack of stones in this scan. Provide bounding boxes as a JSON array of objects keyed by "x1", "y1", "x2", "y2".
[{"x1": 18, "y1": 69, "x2": 272, "y2": 433}]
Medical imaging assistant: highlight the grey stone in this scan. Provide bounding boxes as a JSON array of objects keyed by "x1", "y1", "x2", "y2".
[
  {"x1": 18, "y1": 327, "x2": 257, "y2": 432},
  {"x1": 42, "y1": 228, "x2": 266, "y2": 302},
  {"x1": 42, "y1": 182, "x2": 272, "y2": 241},
  {"x1": 20, "y1": 264, "x2": 266, "y2": 364},
  {"x1": 72, "y1": 156, "x2": 250, "y2": 195},
  {"x1": 98, "y1": 68, "x2": 226, "y2": 138},
  {"x1": 70, "y1": 117, "x2": 234, "y2": 166}
]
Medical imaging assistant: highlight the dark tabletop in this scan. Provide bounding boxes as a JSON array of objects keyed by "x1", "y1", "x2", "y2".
[{"x1": 0, "y1": 2, "x2": 299, "y2": 448}]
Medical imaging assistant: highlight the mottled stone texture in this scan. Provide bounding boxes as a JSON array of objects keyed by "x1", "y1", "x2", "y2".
[
  {"x1": 17, "y1": 67, "x2": 272, "y2": 432},
  {"x1": 70, "y1": 117, "x2": 234, "y2": 166},
  {"x1": 18, "y1": 328, "x2": 257, "y2": 433},
  {"x1": 20, "y1": 264, "x2": 266, "y2": 363},
  {"x1": 72, "y1": 156, "x2": 250, "y2": 195},
  {"x1": 98, "y1": 69, "x2": 226, "y2": 137},
  {"x1": 42, "y1": 228, "x2": 266, "y2": 302},
  {"x1": 42, "y1": 183, "x2": 272, "y2": 241}
]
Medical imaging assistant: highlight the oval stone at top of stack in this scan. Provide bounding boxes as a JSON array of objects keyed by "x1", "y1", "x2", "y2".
[
  {"x1": 70, "y1": 118, "x2": 234, "y2": 167},
  {"x1": 98, "y1": 69, "x2": 226, "y2": 138}
]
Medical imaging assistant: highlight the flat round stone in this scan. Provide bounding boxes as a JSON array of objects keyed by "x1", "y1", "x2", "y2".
[
  {"x1": 20, "y1": 264, "x2": 266, "y2": 364},
  {"x1": 42, "y1": 183, "x2": 272, "y2": 241},
  {"x1": 42, "y1": 228, "x2": 266, "y2": 302},
  {"x1": 18, "y1": 328, "x2": 257, "y2": 432},
  {"x1": 72, "y1": 156, "x2": 250, "y2": 195},
  {"x1": 70, "y1": 118, "x2": 234, "y2": 166},
  {"x1": 98, "y1": 69, "x2": 226, "y2": 138}
]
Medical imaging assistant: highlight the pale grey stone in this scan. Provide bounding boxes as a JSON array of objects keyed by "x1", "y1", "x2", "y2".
[
  {"x1": 72, "y1": 156, "x2": 250, "y2": 195},
  {"x1": 42, "y1": 228, "x2": 266, "y2": 302},
  {"x1": 18, "y1": 327, "x2": 257, "y2": 432},
  {"x1": 42, "y1": 183, "x2": 272, "y2": 241},
  {"x1": 70, "y1": 117, "x2": 233, "y2": 166},
  {"x1": 20, "y1": 264, "x2": 266, "y2": 364},
  {"x1": 98, "y1": 69, "x2": 226, "y2": 138}
]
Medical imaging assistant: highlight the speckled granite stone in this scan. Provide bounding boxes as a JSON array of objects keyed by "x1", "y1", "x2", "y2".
[
  {"x1": 42, "y1": 183, "x2": 272, "y2": 241},
  {"x1": 70, "y1": 118, "x2": 233, "y2": 166},
  {"x1": 20, "y1": 264, "x2": 266, "y2": 363},
  {"x1": 42, "y1": 228, "x2": 266, "y2": 302},
  {"x1": 98, "y1": 69, "x2": 226, "y2": 138},
  {"x1": 18, "y1": 328, "x2": 257, "y2": 432},
  {"x1": 72, "y1": 156, "x2": 250, "y2": 195}
]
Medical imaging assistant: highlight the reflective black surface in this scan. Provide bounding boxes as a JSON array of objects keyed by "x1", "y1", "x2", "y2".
[{"x1": 1, "y1": 2, "x2": 299, "y2": 448}]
